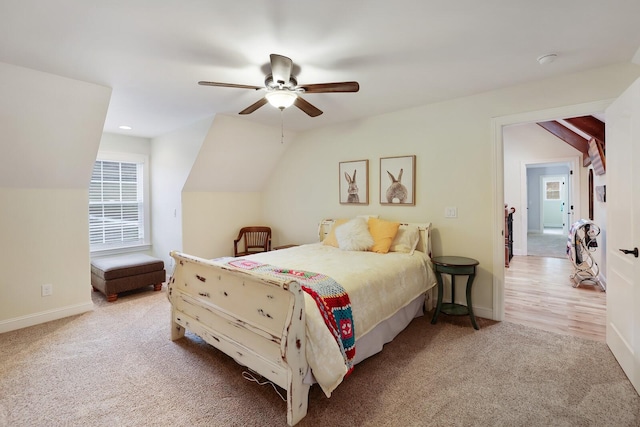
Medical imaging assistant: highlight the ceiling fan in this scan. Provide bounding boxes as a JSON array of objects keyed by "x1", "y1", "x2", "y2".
[{"x1": 198, "y1": 54, "x2": 359, "y2": 117}]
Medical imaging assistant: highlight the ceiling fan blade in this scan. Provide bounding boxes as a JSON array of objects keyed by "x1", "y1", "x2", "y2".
[
  {"x1": 270, "y1": 54, "x2": 293, "y2": 86},
  {"x1": 299, "y1": 81, "x2": 360, "y2": 93},
  {"x1": 293, "y1": 97, "x2": 323, "y2": 117},
  {"x1": 239, "y1": 97, "x2": 268, "y2": 115},
  {"x1": 199, "y1": 81, "x2": 262, "y2": 90}
]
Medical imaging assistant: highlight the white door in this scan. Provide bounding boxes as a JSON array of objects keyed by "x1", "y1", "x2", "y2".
[
  {"x1": 606, "y1": 77, "x2": 640, "y2": 394},
  {"x1": 541, "y1": 174, "x2": 567, "y2": 231}
]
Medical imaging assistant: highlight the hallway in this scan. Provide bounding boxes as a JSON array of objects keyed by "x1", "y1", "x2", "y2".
[{"x1": 527, "y1": 227, "x2": 567, "y2": 258}]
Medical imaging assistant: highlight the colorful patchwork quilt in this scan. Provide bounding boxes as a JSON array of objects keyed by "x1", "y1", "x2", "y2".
[{"x1": 227, "y1": 259, "x2": 356, "y2": 373}]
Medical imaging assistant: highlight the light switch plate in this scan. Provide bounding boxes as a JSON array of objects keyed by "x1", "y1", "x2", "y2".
[
  {"x1": 445, "y1": 207, "x2": 458, "y2": 218},
  {"x1": 42, "y1": 283, "x2": 53, "y2": 296}
]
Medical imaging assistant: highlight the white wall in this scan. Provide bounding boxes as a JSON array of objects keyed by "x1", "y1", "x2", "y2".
[
  {"x1": 257, "y1": 62, "x2": 640, "y2": 319},
  {"x1": 181, "y1": 115, "x2": 290, "y2": 258},
  {"x1": 182, "y1": 191, "x2": 264, "y2": 258},
  {"x1": 0, "y1": 63, "x2": 109, "y2": 189},
  {"x1": 0, "y1": 62, "x2": 111, "y2": 332},
  {"x1": 150, "y1": 116, "x2": 213, "y2": 271},
  {"x1": 99, "y1": 133, "x2": 151, "y2": 155}
]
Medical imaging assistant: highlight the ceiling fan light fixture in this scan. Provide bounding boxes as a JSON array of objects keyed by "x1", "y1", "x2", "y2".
[{"x1": 265, "y1": 90, "x2": 297, "y2": 110}]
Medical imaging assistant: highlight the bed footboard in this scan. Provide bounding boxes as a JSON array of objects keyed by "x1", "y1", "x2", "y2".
[{"x1": 168, "y1": 251, "x2": 310, "y2": 426}]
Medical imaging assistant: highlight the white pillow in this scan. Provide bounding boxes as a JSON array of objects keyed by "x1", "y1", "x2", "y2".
[
  {"x1": 389, "y1": 224, "x2": 420, "y2": 255},
  {"x1": 335, "y1": 217, "x2": 374, "y2": 251},
  {"x1": 357, "y1": 214, "x2": 379, "y2": 219}
]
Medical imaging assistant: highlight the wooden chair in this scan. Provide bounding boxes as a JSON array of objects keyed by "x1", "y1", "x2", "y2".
[{"x1": 233, "y1": 226, "x2": 272, "y2": 257}]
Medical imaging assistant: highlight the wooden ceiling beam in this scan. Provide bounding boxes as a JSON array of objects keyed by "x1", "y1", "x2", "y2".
[
  {"x1": 565, "y1": 115, "x2": 606, "y2": 147},
  {"x1": 537, "y1": 120, "x2": 591, "y2": 167}
]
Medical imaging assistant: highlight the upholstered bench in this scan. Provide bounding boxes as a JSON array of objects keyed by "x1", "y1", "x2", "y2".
[{"x1": 91, "y1": 254, "x2": 166, "y2": 302}]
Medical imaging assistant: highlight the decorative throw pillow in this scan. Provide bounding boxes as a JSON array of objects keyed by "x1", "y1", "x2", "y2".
[
  {"x1": 389, "y1": 224, "x2": 421, "y2": 255},
  {"x1": 322, "y1": 219, "x2": 349, "y2": 247},
  {"x1": 335, "y1": 217, "x2": 374, "y2": 251},
  {"x1": 368, "y1": 217, "x2": 400, "y2": 254}
]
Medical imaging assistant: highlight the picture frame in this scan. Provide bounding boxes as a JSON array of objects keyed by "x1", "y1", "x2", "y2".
[
  {"x1": 380, "y1": 155, "x2": 416, "y2": 205},
  {"x1": 596, "y1": 185, "x2": 606, "y2": 203},
  {"x1": 588, "y1": 138, "x2": 606, "y2": 175},
  {"x1": 339, "y1": 159, "x2": 369, "y2": 205}
]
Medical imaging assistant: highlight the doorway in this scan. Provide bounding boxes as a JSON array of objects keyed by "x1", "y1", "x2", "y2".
[
  {"x1": 492, "y1": 100, "x2": 610, "y2": 326},
  {"x1": 501, "y1": 121, "x2": 606, "y2": 341},
  {"x1": 524, "y1": 164, "x2": 572, "y2": 258}
]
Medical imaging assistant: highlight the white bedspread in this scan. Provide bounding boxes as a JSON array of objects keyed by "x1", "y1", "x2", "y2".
[{"x1": 233, "y1": 243, "x2": 435, "y2": 396}]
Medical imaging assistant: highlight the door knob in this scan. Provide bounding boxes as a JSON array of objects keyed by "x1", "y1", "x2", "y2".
[{"x1": 619, "y1": 248, "x2": 639, "y2": 258}]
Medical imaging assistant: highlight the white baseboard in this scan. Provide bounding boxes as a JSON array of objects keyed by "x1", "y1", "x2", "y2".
[
  {"x1": 473, "y1": 305, "x2": 494, "y2": 321},
  {"x1": 0, "y1": 302, "x2": 94, "y2": 334},
  {"x1": 598, "y1": 273, "x2": 607, "y2": 291}
]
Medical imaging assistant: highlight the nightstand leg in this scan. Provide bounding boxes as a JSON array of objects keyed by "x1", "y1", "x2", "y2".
[
  {"x1": 466, "y1": 273, "x2": 479, "y2": 330},
  {"x1": 431, "y1": 270, "x2": 444, "y2": 324},
  {"x1": 450, "y1": 275, "x2": 456, "y2": 304}
]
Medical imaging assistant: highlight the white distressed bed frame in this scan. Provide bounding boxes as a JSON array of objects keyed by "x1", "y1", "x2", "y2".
[{"x1": 168, "y1": 220, "x2": 432, "y2": 426}]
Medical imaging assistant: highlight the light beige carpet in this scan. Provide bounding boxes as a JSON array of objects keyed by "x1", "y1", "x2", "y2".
[{"x1": 0, "y1": 287, "x2": 638, "y2": 426}]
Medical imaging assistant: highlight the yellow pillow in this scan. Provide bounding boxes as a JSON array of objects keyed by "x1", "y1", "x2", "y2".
[
  {"x1": 322, "y1": 219, "x2": 349, "y2": 247},
  {"x1": 368, "y1": 217, "x2": 400, "y2": 253}
]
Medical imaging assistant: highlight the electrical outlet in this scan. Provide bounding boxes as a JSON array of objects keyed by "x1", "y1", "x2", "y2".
[
  {"x1": 41, "y1": 283, "x2": 53, "y2": 296},
  {"x1": 445, "y1": 207, "x2": 458, "y2": 218}
]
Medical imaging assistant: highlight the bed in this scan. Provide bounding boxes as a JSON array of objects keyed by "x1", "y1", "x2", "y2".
[{"x1": 167, "y1": 218, "x2": 436, "y2": 425}]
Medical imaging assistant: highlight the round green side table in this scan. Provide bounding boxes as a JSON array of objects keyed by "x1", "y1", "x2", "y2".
[{"x1": 430, "y1": 256, "x2": 480, "y2": 330}]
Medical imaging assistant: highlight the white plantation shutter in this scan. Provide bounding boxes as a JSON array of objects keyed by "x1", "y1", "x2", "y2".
[{"x1": 89, "y1": 158, "x2": 145, "y2": 250}]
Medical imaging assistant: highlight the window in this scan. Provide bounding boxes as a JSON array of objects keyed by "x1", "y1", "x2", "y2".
[
  {"x1": 89, "y1": 152, "x2": 149, "y2": 252},
  {"x1": 545, "y1": 180, "x2": 561, "y2": 200}
]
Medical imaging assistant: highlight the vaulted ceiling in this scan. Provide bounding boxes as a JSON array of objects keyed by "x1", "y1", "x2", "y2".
[
  {"x1": 537, "y1": 116, "x2": 605, "y2": 167},
  {"x1": 0, "y1": 1, "x2": 639, "y2": 138}
]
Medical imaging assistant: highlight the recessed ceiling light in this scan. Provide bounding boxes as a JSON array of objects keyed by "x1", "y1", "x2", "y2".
[
  {"x1": 118, "y1": 125, "x2": 132, "y2": 130},
  {"x1": 537, "y1": 53, "x2": 558, "y2": 65}
]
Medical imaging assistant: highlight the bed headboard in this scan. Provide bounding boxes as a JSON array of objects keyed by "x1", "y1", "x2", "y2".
[{"x1": 318, "y1": 219, "x2": 432, "y2": 258}]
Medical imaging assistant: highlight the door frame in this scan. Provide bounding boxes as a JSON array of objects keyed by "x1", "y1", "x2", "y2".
[
  {"x1": 540, "y1": 172, "x2": 570, "y2": 232},
  {"x1": 518, "y1": 161, "x2": 576, "y2": 256},
  {"x1": 491, "y1": 99, "x2": 612, "y2": 321}
]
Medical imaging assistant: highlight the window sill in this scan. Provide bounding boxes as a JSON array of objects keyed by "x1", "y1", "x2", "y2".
[{"x1": 90, "y1": 244, "x2": 152, "y2": 258}]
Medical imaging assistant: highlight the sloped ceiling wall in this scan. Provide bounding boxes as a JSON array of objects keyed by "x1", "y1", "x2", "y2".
[
  {"x1": 0, "y1": 61, "x2": 111, "y2": 330},
  {"x1": 184, "y1": 114, "x2": 295, "y2": 192},
  {"x1": 0, "y1": 61, "x2": 111, "y2": 188},
  {"x1": 180, "y1": 114, "x2": 296, "y2": 259}
]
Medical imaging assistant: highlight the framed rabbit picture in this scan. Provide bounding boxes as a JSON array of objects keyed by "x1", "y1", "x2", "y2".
[
  {"x1": 339, "y1": 159, "x2": 369, "y2": 205},
  {"x1": 380, "y1": 155, "x2": 416, "y2": 205}
]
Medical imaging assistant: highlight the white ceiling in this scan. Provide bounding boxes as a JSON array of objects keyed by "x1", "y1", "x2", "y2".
[{"x1": 1, "y1": 0, "x2": 639, "y2": 138}]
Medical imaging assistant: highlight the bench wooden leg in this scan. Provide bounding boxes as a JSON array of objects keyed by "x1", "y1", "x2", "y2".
[
  {"x1": 107, "y1": 294, "x2": 118, "y2": 302},
  {"x1": 154, "y1": 283, "x2": 162, "y2": 291}
]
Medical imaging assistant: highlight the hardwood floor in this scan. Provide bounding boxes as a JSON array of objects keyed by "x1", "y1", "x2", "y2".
[{"x1": 504, "y1": 255, "x2": 606, "y2": 342}]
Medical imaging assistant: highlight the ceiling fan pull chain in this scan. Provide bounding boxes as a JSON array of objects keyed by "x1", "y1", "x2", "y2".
[{"x1": 280, "y1": 109, "x2": 285, "y2": 144}]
